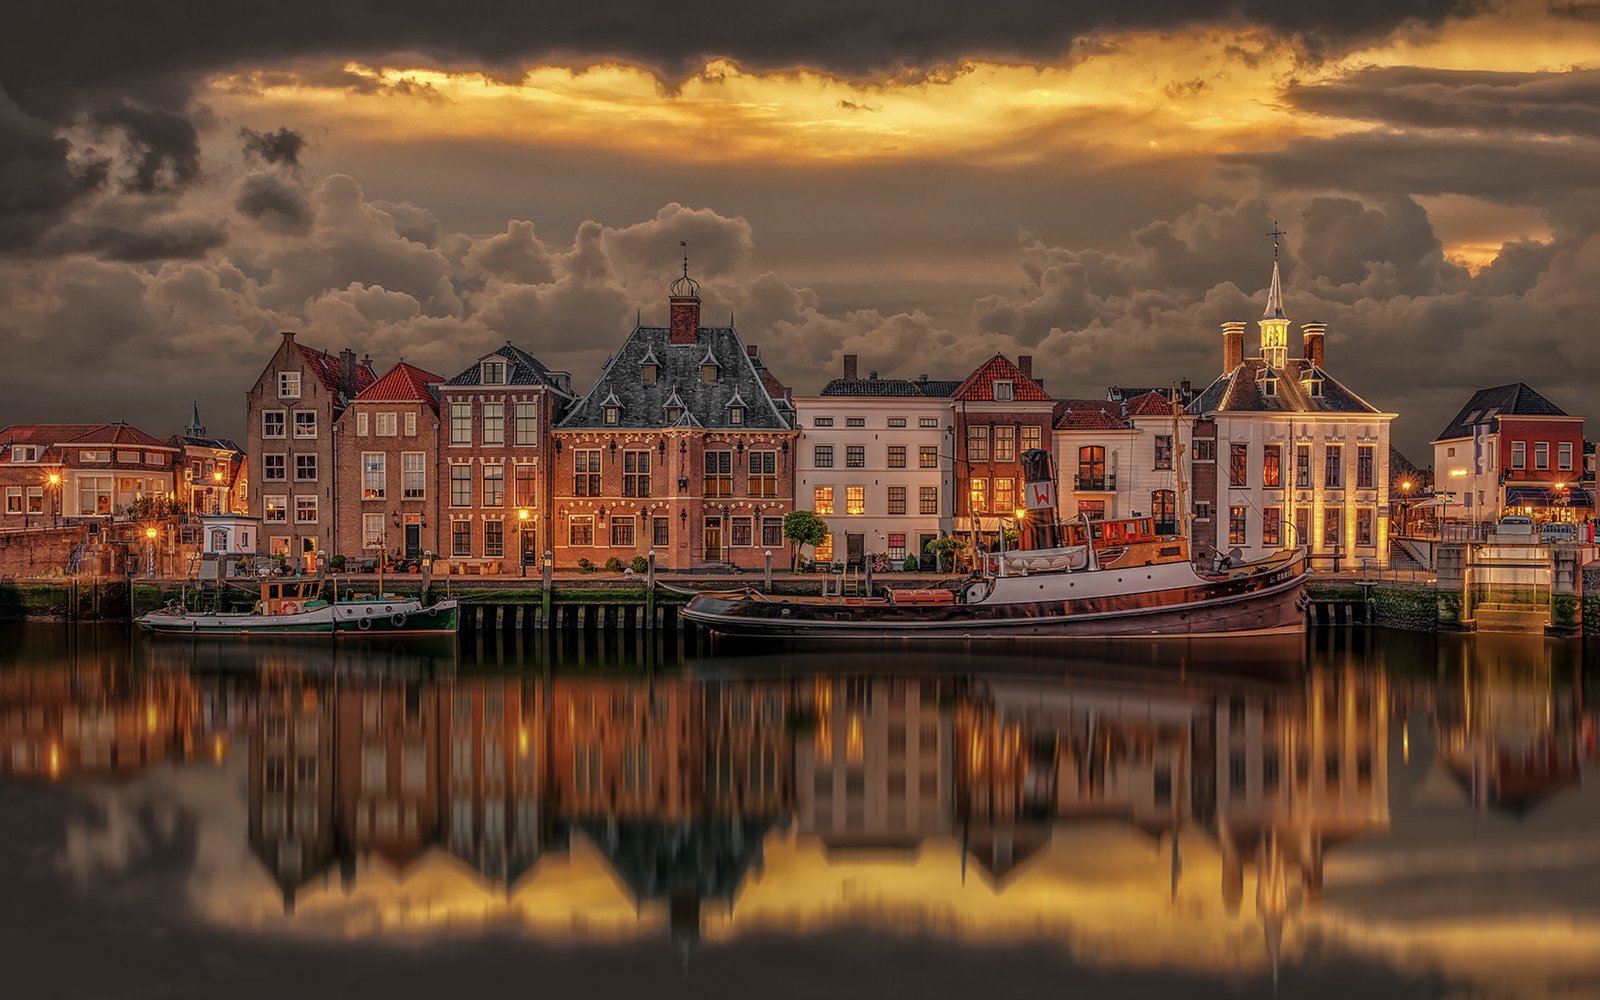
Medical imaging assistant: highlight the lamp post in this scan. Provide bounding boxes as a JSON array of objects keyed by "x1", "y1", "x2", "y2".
[
  {"x1": 518, "y1": 508, "x2": 530, "y2": 577},
  {"x1": 46, "y1": 472, "x2": 61, "y2": 528},
  {"x1": 1399, "y1": 479, "x2": 1412, "y2": 536},
  {"x1": 145, "y1": 526, "x2": 157, "y2": 578}
]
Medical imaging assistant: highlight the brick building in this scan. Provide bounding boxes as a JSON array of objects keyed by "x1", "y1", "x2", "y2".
[
  {"x1": 1432, "y1": 383, "x2": 1591, "y2": 524},
  {"x1": 172, "y1": 403, "x2": 246, "y2": 516},
  {"x1": 951, "y1": 354, "x2": 1055, "y2": 542},
  {"x1": 552, "y1": 268, "x2": 797, "y2": 571},
  {"x1": 0, "y1": 422, "x2": 179, "y2": 527},
  {"x1": 245, "y1": 332, "x2": 376, "y2": 572},
  {"x1": 332, "y1": 361, "x2": 443, "y2": 563},
  {"x1": 437, "y1": 344, "x2": 573, "y2": 573}
]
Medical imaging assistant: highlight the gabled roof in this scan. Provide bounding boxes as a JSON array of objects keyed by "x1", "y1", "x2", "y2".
[
  {"x1": 1123, "y1": 390, "x2": 1181, "y2": 418},
  {"x1": 443, "y1": 343, "x2": 572, "y2": 396},
  {"x1": 951, "y1": 354, "x2": 1052, "y2": 403},
  {"x1": 0, "y1": 424, "x2": 96, "y2": 448},
  {"x1": 1, "y1": 422, "x2": 177, "y2": 451},
  {"x1": 1052, "y1": 399, "x2": 1129, "y2": 431},
  {"x1": 357, "y1": 362, "x2": 443, "y2": 410},
  {"x1": 174, "y1": 435, "x2": 243, "y2": 452},
  {"x1": 1435, "y1": 383, "x2": 1570, "y2": 442},
  {"x1": 819, "y1": 376, "x2": 962, "y2": 398},
  {"x1": 558, "y1": 324, "x2": 793, "y2": 431},
  {"x1": 1190, "y1": 359, "x2": 1380, "y2": 416},
  {"x1": 299, "y1": 346, "x2": 377, "y2": 397}
]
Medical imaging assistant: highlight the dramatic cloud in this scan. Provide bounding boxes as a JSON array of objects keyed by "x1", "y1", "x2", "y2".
[{"x1": 239, "y1": 126, "x2": 305, "y2": 167}]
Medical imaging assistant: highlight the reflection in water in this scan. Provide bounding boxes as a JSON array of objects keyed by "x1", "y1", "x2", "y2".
[{"x1": 1, "y1": 626, "x2": 1596, "y2": 993}]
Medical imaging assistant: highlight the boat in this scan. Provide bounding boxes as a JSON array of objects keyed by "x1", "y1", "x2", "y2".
[{"x1": 137, "y1": 577, "x2": 459, "y2": 637}]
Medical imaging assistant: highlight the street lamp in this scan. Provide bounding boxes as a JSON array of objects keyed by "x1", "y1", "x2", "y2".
[
  {"x1": 517, "y1": 508, "x2": 530, "y2": 577},
  {"x1": 45, "y1": 471, "x2": 61, "y2": 528},
  {"x1": 145, "y1": 526, "x2": 157, "y2": 578}
]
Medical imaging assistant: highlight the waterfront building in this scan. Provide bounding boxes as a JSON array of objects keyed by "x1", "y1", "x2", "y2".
[
  {"x1": 0, "y1": 422, "x2": 179, "y2": 526},
  {"x1": 172, "y1": 403, "x2": 247, "y2": 515},
  {"x1": 245, "y1": 333, "x2": 376, "y2": 572},
  {"x1": 332, "y1": 361, "x2": 444, "y2": 564},
  {"x1": 795, "y1": 355, "x2": 958, "y2": 568},
  {"x1": 951, "y1": 354, "x2": 1055, "y2": 544},
  {"x1": 335, "y1": 680, "x2": 442, "y2": 873},
  {"x1": 437, "y1": 344, "x2": 573, "y2": 574},
  {"x1": 1431, "y1": 383, "x2": 1592, "y2": 525},
  {"x1": 1052, "y1": 398, "x2": 1137, "y2": 521},
  {"x1": 1189, "y1": 257, "x2": 1396, "y2": 567},
  {"x1": 249, "y1": 675, "x2": 338, "y2": 911},
  {"x1": 552, "y1": 266, "x2": 797, "y2": 571}
]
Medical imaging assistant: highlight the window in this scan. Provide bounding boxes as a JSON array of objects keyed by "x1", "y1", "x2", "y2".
[
  {"x1": 10, "y1": 445, "x2": 37, "y2": 463},
  {"x1": 515, "y1": 403, "x2": 538, "y2": 446},
  {"x1": 888, "y1": 486, "x2": 907, "y2": 514},
  {"x1": 482, "y1": 402, "x2": 504, "y2": 445},
  {"x1": 969, "y1": 477, "x2": 987, "y2": 512},
  {"x1": 603, "y1": 405, "x2": 620, "y2": 426},
  {"x1": 1559, "y1": 441, "x2": 1574, "y2": 470},
  {"x1": 452, "y1": 520, "x2": 472, "y2": 556},
  {"x1": 762, "y1": 517, "x2": 783, "y2": 547},
  {"x1": 450, "y1": 464, "x2": 473, "y2": 507},
  {"x1": 749, "y1": 451, "x2": 777, "y2": 497},
  {"x1": 641, "y1": 362, "x2": 657, "y2": 384},
  {"x1": 482, "y1": 361, "x2": 506, "y2": 385},
  {"x1": 76, "y1": 476, "x2": 113, "y2": 515},
  {"x1": 1296, "y1": 444, "x2": 1311, "y2": 488},
  {"x1": 1077, "y1": 446, "x2": 1105, "y2": 489},
  {"x1": 1154, "y1": 434, "x2": 1172, "y2": 470},
  {"x1": 404, "y1": 411, "x2": 416, "y2": 436},
  {"x1": 920, "y1": 486, "x2": 938, "y2": 515},
  {"x1": 1229, "y1": 443, "x2": 1248, "y2": 487},
  {"x1": 374, "y1": 412, "x2": 397, "y2": 437},
  {"x1": 888, "y1": 417, "x2": 907, "y2": 428},
  {"x1": 25, "y1": 488, "x2": 41, "y2": 514},
  {"x1": 1021, "y1": 425, "x2": 1041, "y2": 453},
  {"x1": 653, "y1": 517, "x2": 670, "y2": 547},
  {"x1": 269, "y1": 536, "x2": 289, "y2": 557},
  {"x1": 919, "y1": 417, "x2": 939, "y2": 429},
  {"x1": 993, "y1": 380, "x2": 1013, "y2": 401},
  {"x1": 80, "y1": 449, "x2": 109, "y2": 463},
  {"x1": 813, "y1": 417, "x2": 834, "y2": 428},
  {"x1": 995, "y1": 425, "x2": 1016, "y2": 463},
  {"x1": 966, "y1": 425, "x2": 989, "y2": 462},
  {"x1": 994, "y1": 478, "x2": 1014, "y2": 513},
  {"x1": 1263, "y1": 507, "x2": 1281, "y2": 546},
  {"x1": 1324, "y1": 445, "x2": 1343, "y2": 488},
  {"x1": 705, "y1": 451, "x2": 733, "y2": 497},
  {"x1": 846, "y1": 486, "x2": 865, "y2": 515},
  {"x1": 450, "y1": 402, "x2": 472, "y2": 446},
  {"x1": 568, "y1": 515, "x2": 594, "y2": 546},
  {"x1": 846, "y1": 445, "x2": 865, "y2": 468},
  {"x1": 1263, "y1": 444, "x2": 1281, "y2": 488},
  {"x1": 611, "y1": 516, "x2": 636, "y2": 547},
  {"x1": 1151, "y1": 490, "x2": 1175, "y2": 534},
  {"x1": 263, "y1": 411, "x2": 285, "y2": 438},
  {"x1": 814, "y1": 445, "x2": 833, "y2": 468},
  {"x1": 1323, "y1": 507, "x2": 1342, "y2": 547},
  {"x1": 1077, "y1": 499, "x2": 1105, "y2": 519},
  {"x1": 623, "y1": 450, "x2": 651, "y2": 497},
  {"x1": 1535, "y1": 441, "x2": 1549, "y2": 470},
  {"x1": 482, "y1": 521, "x2": 504, "y2": 557},
  {"x1": 1511, "y1": 440, "x2": 1526, "y2": 469},
  {"x1": 117, "y1": 450, "x2": 139, "y2": 464},
  {"x1": 731, "y1": 516, "x2": 752, "y2": 546},
  {"x1": 363, "y1": 513, "x2": 384, "y2": 549},
  {"x1": 514, "y1": 464, "x2": 534, "y2": 507},
  {"x1": 887, "y1": 445, "x2": 906, "y2": 468},
  {"x1": 1356, "y1": 508, "x2": 1375, "y2": 546},
  {"x1": 265, "y1": 496, "x2": 287, "y2": 523},
  {"x1": 278, "y1": 372, "x2": 300, "y2": 398},
  {"x1": 482, "y1": 464, "x2": 504, "y2": 507},
  {"x1": 362, "y1": 453, "x2": 385, "y2": 500},
  {"x1": 4, "y1": 488, "x2": 19, "y2": 514},
  {"x1": 1193, "y1": 439, "x2": 1215, "y2": 461},
  {"x1": 402, "y1": 453, "x2": 425, "y2": 499},
  {"x1": 702, "y1": 361, "x2": 719, "y2": 382},
  {"x1": 356, "y1": 411, "x2": 369, "y2": 436},
  {"x1": 573, "y1": 450, "x2": 600, "y2": 496},
  {"x1": 294, "y1": 496, "x2": 318, "y2": 523},
  {"x1": 728, "y1": 405, "x2": 744, "y2": 426},
  {"x1": 263, "y1": 454, "x2": 286, "y2": 482},
  {"x1": 887, "y1": 533, "x2": 907, "y2": 560},
  {"x1": 844, "y1": 417, "x2": 864, "y2": 428},
  {"x1": 1357, "y1": 445, "x2": 1374, "y2": 489},
  {"x1": 814, "y1": 486, "x2": 834, "y2": 514},
  {"x1": 919, "y1": 445, "x2": 939, "y2": 468},
  {"x1": 1295, "y1": 508, "x2": 1309, "y2": 545},
  {"x1": 1229, "y1": 506, "x2": 1247, "y2": 545},
  {"x1": 287, "y1": 411, "x2": 314, "y2": 439},
  {"x1": 665, "y1": 402, "x2": 684, "y2": 423},
  {"x1": 294, "y1": 454, "x2": 317, "y2": 481}
]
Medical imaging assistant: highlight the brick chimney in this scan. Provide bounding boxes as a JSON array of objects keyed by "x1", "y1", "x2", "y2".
[
  {"x1": 843, "y1": 354, "x2": 858, "y2": 380},
  {"x1": 339, "y1": 348, "x2": 357, "y2": 398},
  {"x1": 1301, "y1": 322, "x2": 1326, "y2": 369},
  {"x1": 668, "y1": 263, "x2": 702, "y2": 346},
  {"x1": 1017, "y1": 355, "x2": 1033, "y2": 380},
  {"x1": 1221, "y1": 322, "x2": 1246, "y2": 374},
  {"x1": 746, "y1": 344, "x2": 759, "y2": 360}
]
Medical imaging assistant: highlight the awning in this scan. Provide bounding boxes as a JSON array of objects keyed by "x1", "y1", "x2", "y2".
[
  {"x1": 1504, "y1": 486, "x2": 1594, "y2": 508},
  {"x1": 1411, "y1": 496, "x2": 1451, "y2": 509}
]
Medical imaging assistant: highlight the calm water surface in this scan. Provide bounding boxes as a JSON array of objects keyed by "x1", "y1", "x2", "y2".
[{"x1": 1, "y1": 625, "x2": 1597, "y2": 999}]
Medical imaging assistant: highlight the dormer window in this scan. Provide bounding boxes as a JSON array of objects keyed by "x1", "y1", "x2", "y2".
[
  {"x1": 604, "y1": 406, "x2": 620, "y2": 425},
  {"x1": 642, "y1": 363, "x2": 658, "y2": 384},
  {"x1": 1305, "y1": 379, "x2": 1323, "y2": 398},
  {"x1": 994, "y1": 380, "x2": 1014, "y2": 401},
  {"x1": 666, "y1": 405, "x2": 684, "y2": 423},
  {"x1": 1263, "y1": 377, "x2": 1277, "y2": 397},
  {"x1": 702, "y1": 363, "x2": 719, "y2": 383},
  {"x1": 481, "y1": 361, "x2": 506, "y2": 385},
  {"x1": 729, "y1": 406, "x2": 745, "y2": 426}
]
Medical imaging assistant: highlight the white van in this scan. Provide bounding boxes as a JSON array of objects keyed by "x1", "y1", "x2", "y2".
[
  {"x1": 1495, "y1": 515, "x2": 1535, "y2": 538},
  {"x1": 1539, "y1": 522, "x2": 1578, "y2": 543}
]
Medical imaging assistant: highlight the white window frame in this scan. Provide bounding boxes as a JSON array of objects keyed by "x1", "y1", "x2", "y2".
[
  {"x1": 264, "y1": 495, "x2": 288, "y2": 523},
  {"x1": 278, "y1": 372, "x2": 301, "y2": 399},
  {"x1": 294, "y1": 495, "x2": 318, "y2": 524},
  {"x1": 375, "y1": 412, "x2": 398, "y2": 437},
  {"x1": 293, "y1": 411, "x2": 318, "y2": 439},
  {"x1": 356, "y1": 411, "x2": 369, "y2": 437},
  {"x1": 402, "y1": 452, "x2": 426, "y2": 500},
  {"x1": 404, "y1": 411, "x2": 417, "y2": 437},
  {"x1": 363, "y1": 513, "x2": 385, "y2": 549},
  {"x1": 362, "y1": 452, "x2": 386, "y2": 500},
  {"x1": 262, "y1": 410, "x2": 286, "y2": 439}
]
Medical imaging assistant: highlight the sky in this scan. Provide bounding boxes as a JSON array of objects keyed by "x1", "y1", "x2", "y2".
[{"x1": 3, "y1": 1, "x2": 1600, "y2": 459}]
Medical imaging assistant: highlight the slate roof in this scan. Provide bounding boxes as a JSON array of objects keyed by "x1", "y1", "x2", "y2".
[
  {"x1": 443, "y1": 343, "x2": 572, "y2": 396},
  {"x1": 1052, "y1": 399, "x2": 1129, "y2": 431},
  {"x1": 559, "y1": 325, "x2": 793, "y2": 430},
  {"x1": 358, "y1": 362, "x2": 443, "y2": 411},
  {"x1": 174, "y1": 434, "x2": 243, "y2": 452},
  {"x1": 1434, "y1": 383, "x2": 1569, "y2": 442},
  {"x1": 299, "y1": 346, "x2": 377, "y2": 397},
  {"x1": 951, "y1": 354, "x2": 1052, "y2": 403},
  {"x1": 1190, "y1": 359, "x2": 1380, "y2": 416},
  {"x1": 819, "y1": 376, "x2": 962, "y2": 398}
]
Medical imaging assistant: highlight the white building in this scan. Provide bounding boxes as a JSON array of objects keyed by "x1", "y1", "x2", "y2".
[
  {"x1": 795, "y1": 356, "x2": 958, "y2": 567},
  {"x1": 1053, "y1": 390, "x2": 1193, "y2": 532},
  {"x1": 1189, "y1": 257, "x2": 1397, "y2": 568}
]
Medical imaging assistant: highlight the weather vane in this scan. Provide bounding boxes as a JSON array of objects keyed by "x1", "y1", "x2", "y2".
[{"x1": 680, "y1": 240, "x2": 688, "y2": 278}]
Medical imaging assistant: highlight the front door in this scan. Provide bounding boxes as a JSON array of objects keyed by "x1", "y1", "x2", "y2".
[
  {"x1": 301, "y1": 537, "x2": 317, "y2": 574},
  {"x1": 704, "y1": 517, "x2": 722, "y2": 562},
  {"x1": 520, "y1": 523, "x2": 538, "y2": 568},
  {"x1": 846, "y1": 533, "x2": 865, "y2": 568},
  {"x1": 1295, "y1": 508, "x2": 1311, "y2": 550},
  {"x1": 918, "y1": 533, "x2": 938, "y2": 571},
  {"x1": 404, "y1": 523, "x2": 421, "y2": 560}
]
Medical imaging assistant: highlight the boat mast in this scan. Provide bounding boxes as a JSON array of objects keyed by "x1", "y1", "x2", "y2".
[{"x1": 1171, "y1": 382, "x2": 1189, "y2": 555}]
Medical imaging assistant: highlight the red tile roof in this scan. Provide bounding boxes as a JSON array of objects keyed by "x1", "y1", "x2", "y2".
[
  {"x1": 1123, "y1": 390, "x2": 1181, "y2": 417},
  {"x1": 357, "y1": 362, "x2": 443, "y2": 409},
  {"x1": 2, "y1": 422, "x2": 175, "y2": 450},
  {"x1": 299, "y1": 346, "x2": 378, "y2": 397},
  {"x1": 1052, "y1": 400, "x2": 1130, "y2": 431},
  {"x1": 951, "y1": 354, "x2": 1052, "y2": 403}
]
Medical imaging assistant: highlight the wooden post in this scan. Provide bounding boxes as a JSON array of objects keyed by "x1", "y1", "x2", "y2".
[
  {"x1": 864, "y1": 552, "x2": 874, "y2": 595},
  {"x1": 541, "y1": 550, "x2": 553, "y2": 629},
  {"x1": 764, "y1": 549, "x2": 772, "y2": 592},
  {"x1": 645, "y1": 549, "x2": 657, "y2": 629}
]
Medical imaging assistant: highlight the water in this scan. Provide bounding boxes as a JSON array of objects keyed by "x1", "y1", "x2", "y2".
[{"x1": 1, "y1": 626, "x2": 1596, "y2": 999}]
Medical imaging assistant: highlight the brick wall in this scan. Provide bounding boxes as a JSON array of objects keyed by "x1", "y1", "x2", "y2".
[
  {"x1": 1190, "y1": 417, "x2": 1218, "y2": 563},
  {"x1": 0, "y1": 525, "x2": 88, "y2": 578},
  {"x1": 335, "y1": 401, "x2": 441, "y2": 562}
]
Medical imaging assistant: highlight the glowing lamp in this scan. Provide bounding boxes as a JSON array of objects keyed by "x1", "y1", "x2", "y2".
[
  {"x1": 518, "y1": 508, "x2": 530, "y2": 521},
  {"x1": 145, "y1": 527, "x2": 157, "y2": 539}
]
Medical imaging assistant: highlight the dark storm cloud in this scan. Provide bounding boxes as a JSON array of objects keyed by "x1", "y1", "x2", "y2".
[
  {"x1": 1284, "y1": 66, "x2": 1600, "y2": 137},
  {"x1": 0, "y1": 86, "x2": 108, "y2": 251},
  {"x1": 239, "y1": 126, "x2": 305, "y2": 167},
  {"x1": 234, "y1": 172, "x2": 313, "y2": 233},
  {"x1": 90, "y1": 99, "x2": 202, "y2": 193}
]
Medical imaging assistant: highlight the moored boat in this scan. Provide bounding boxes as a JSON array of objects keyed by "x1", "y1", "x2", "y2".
[{"x1": 137, "y1": 578, "x2": 459, "y2": 637}]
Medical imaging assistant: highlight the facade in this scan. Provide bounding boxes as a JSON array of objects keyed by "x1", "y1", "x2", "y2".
[
  {"x1": 552, "y1": 269, "x2": 797, "y2": 571},
  {"x1": 795, "y1": 355, "x2": 958, "y2": 568},
  {"x1": 951, "y1": 354, "x2": 1055, "y2": 542},
  {"x1": 1189, "y1": 259, "x2": 1396, "y2": 567},
  {"x1": 246, "y1": 332, "x2": 376, "y2": 572},
  {"x1": 332, "y1": 361, "x2": 443, "y2": 563},
  {"x1": 1431, "y1": 383, "x2": 1591, "y2": 525},
  {"x1": 437, "y1": 344, "x2": 573, "y2": 573},
  {"x1": 0, "y1": 422, "x2": 179, "y2": 526},
  {"x1": 172, "y1": 404, "x2": 247, "y2": 515}
]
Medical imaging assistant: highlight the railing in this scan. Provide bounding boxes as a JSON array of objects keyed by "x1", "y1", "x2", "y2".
[{"x1": 1074, "y1": 473, "x2": 1116, "y2": 491}]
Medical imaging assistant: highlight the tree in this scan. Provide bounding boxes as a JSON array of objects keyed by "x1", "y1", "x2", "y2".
[
  {"x1": 783, "y1": 510, "x2": 829, "y2": 569},
  {"x1": 924, "y1": 535, "x2": 967, "y2": 573}
]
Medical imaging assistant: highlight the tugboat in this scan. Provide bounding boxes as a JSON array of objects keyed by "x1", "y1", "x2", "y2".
[{"x1": 684, "y1": 440, "x2": 1308, "y2": 640}]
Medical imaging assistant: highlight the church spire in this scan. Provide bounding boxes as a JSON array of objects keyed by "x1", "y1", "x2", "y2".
[
  {"x1": 185, "y1": 401, "x2": 205, "y2": 438},
  {"x1": 1263, "y1": 222, "x2": 1286, "y2": 321},
  {"x1": 1258, "y1": 223, "x2": 1290, "y2": 369}
]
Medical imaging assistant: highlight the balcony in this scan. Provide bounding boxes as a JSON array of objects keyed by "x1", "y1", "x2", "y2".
[{"x1": 1074, "y1": 473, "x2": 1116, "y2": 491}]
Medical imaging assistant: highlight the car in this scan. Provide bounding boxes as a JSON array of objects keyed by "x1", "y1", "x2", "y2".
[
  {"x1": 1539, "y1": 522, "x2": 1578, "y2": 543},
  {"x1": 1495, "y1": 515, "x2": 1535, "y2": 538}
]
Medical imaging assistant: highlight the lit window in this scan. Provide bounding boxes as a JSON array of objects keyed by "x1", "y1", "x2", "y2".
[
  {"x1": 846, "y1": 486, "x2": 865, "y2": 515},
  {"x1": 362, "y1": 453, "x2": 385, "y2": 500},
  {"x1": 814, "y1": 486, "x2": 834, "y2": 515}
]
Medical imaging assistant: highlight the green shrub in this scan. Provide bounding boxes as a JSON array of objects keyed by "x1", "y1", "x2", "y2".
[
  {"x1": 630, "y1": 555, "x2": 650, "y2": 573},
  {"x1": 903, "y1": 556, "x2": 919, "y2": 572},
  {"x1": 604, "y1": 556, "x2": 624, "y2": 572},
  {"x1": 576, "y1": 557, "x2": 594, "y2": 573}
]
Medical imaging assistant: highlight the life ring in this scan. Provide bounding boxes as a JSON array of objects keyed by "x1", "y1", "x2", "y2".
[
  {"x1": 359, "y1": 617, "x2": 372, "y2": 630},
  {"x1": 281, "y1": 601, "x2": 300, "y2": 615},
  {"x1": 391, "y1": 613, "x2": 407, "y2": 628}
]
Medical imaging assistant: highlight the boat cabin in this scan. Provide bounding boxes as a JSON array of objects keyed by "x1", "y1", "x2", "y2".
[
  {"x1": 1063, "y1": 517, "x2": 1163, "y2": 547},
  {"x1": 260, "y1": 580, "x2": 325, "y2": 616}
]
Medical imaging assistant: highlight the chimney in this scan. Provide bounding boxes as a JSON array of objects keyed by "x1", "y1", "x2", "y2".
[
  {"x1": 843, "y1": 354, "x2": 858, "y2": 380},
  {"x1": 869, "y1": 370, "x2": 879, "y2": 380},
  {"x1": 746, "y1": 344, "x2": 759, "y2": 360},
  {"x1": 1302, "y1": 322, "x2": 1326, "y2": 369},
  {"x1": 1221, "y1": 322, "x2": 1246, "y2": 374},
  {"x1": 1018, "y1": 355, "x2": 1033, "y2": 380},
  {"x1": 339, "y1": 348, "x2": 357, "y2": 398},
  {"x1": 280, "y1": 330, "x2": 297, "y2": 348},
  {"x1": 668, "y1": 286, "x2": 701, "y2": 346}
]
